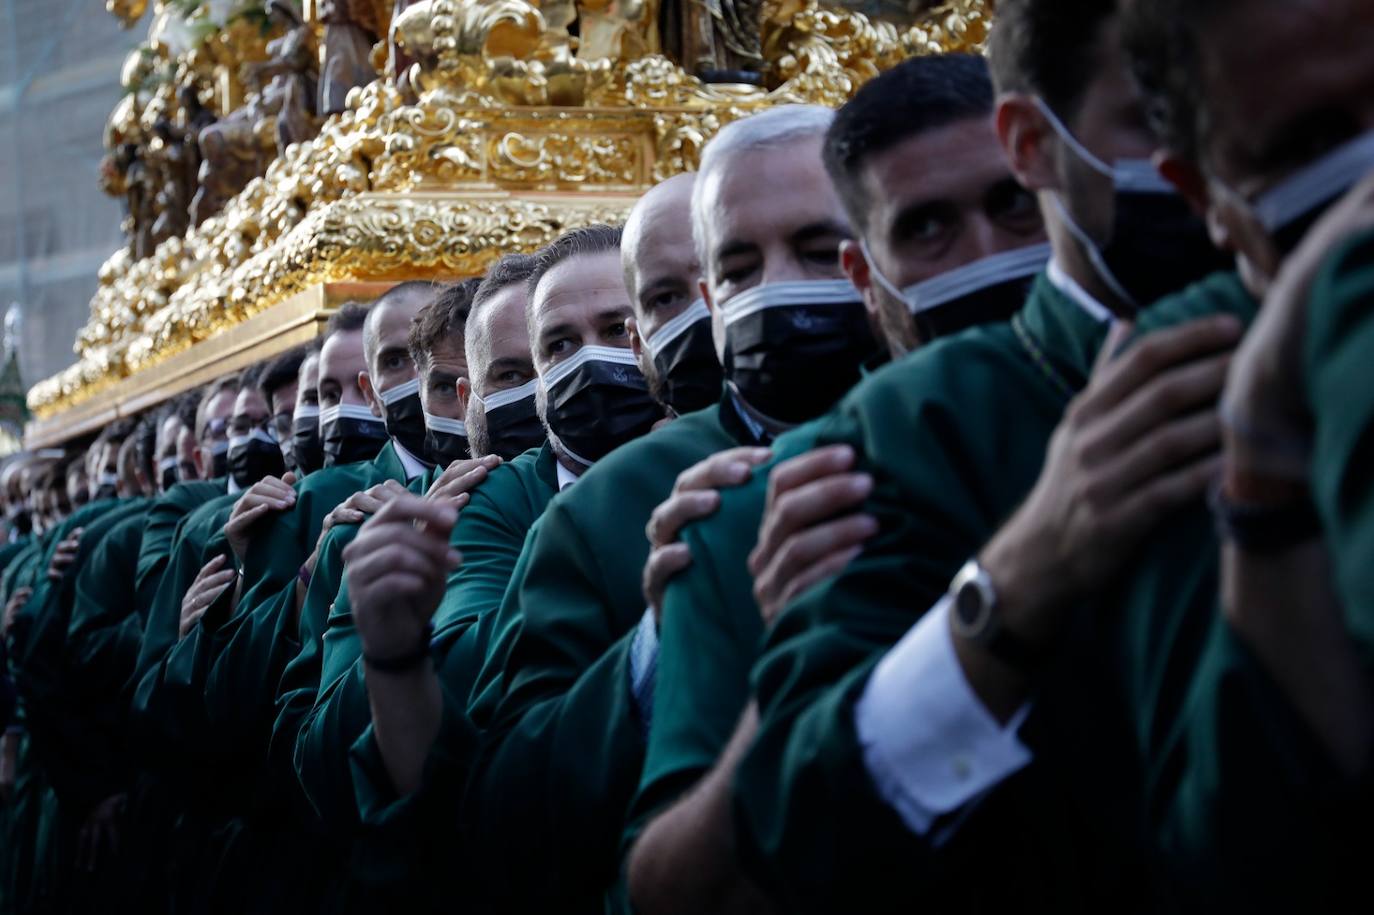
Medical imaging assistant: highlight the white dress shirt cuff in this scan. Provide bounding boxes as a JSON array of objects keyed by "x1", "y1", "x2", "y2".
[{"x1": 854, "y1": 595, "x2": 1032, "y2": 837}]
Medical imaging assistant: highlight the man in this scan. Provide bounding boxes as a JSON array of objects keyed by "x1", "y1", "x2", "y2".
[
  {"x1": 257, "y1": 345, "x2": 307, "y2": 473},
  {"x1": 6, "y1": 425, "x2": 140, "y2": 914},
  {"x1": 340, "y1": 220, "x2": 680, "y2": 911},
  {"x1": 698, "y1": 2, "x2": 1248, "y2": 910},
  {"x1": 624, "y1": 173, "x2": 724, "y2": 417},
  {"x1": 1091, "y1": 1, "x2": 1374, "y2": 909},
  {"x1": 192, "y1": 375, "x2": 238, "y2": 480},
  {"x1": 175, "y1": 283, "x2": 447, "y2": 911},
  {"x1": 626, "y1": 52, "x2": 1050, "y2": 913},
  {"x1": 291, "y1": 254, "x2": 547, "y2": 873},
  {"x1": 292, "y1": 346, "x2": 325, "y2": 476}
]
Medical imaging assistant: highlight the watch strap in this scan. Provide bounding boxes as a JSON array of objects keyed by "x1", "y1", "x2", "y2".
[{"x1": 1209, "y1": 477, "x2": 1322, "y2": 554}]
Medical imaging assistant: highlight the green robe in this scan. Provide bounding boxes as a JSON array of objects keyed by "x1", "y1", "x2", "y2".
[
  {"x1": 1, "y1": 539, "x2": 45, "y2": 915},
  {"x1": 727, "y1": 272, "x2": 1256, "y2": 913},
  {"x1": 179, "y1": 444, "x2": 414, "y2": 913},
  {"x1": 463, "y1": 395, "x2": 763, "y2": 911},
  {"x1": 1108, "y1": 228, "x2": 1374, "y2": 912},
  {"x1": 289, "y1": 444, "x2": 560, "y2": 900}
]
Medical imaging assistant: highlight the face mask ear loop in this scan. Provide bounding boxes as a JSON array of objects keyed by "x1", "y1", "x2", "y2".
[
  {"x1": 1047, "y1": 194, "x2": 1138, "y2": 310},
  {"x1": 858, "y1": 241, "x2": 911, "y2": 309},
  {"x1": 1032, "y1": 97, "x2": 1116, "y2": 179}
]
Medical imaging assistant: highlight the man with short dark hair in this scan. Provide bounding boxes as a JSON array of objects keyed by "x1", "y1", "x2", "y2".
[
  {"x1": 257, "y1": 346, "x2": 308, "y2": 473},
  {"x1": 715, "y1": 3, "x2": 1251, "y2": 910}
]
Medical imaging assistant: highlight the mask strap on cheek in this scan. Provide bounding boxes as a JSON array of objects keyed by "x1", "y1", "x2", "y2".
[
  {"x1": 1048, "y1": 193, "x2": 1138, "y2": 308},
  {"x1": 1033, "y1": 96, "x2": 1116, "y2": 179},
  {"x1": 857, "y1": 241, "x2": 909, "y2": 307}
]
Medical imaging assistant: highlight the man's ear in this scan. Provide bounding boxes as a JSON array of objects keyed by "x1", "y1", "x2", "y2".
[
  {"x1": 358, "y1": 371, "x2": 383, "y2": 419},
  {"x1": 840, "y1": 240, "x2": 880, "y2": 321},
  {"x1": 194, "y1": 446, "x2": 210, "y2": 481},
  {"x1": 996, "y1": 94, "x2": 1058, "y2": 192},
  {"x1": 1156, "y1": 152, "x2": 1211, "y2": 217},
  {"x1": 457, "y1": 376, "x2": 472, "y2": 416}
]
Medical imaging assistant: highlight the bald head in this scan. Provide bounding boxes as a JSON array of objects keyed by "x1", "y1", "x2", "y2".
[
  {"x1": 622, "y1": 173, "x2": 701, "y2": 341},
  {"x1": 362, "y1": 282, "x2": 440, "y2": 374}
]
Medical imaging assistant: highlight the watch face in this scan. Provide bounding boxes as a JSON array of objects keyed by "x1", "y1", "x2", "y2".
[{"x1": 954, "y1": 580, "x2": 986, "y2": 631}]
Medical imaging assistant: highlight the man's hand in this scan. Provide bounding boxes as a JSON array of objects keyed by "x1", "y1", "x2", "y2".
[
  {"x1": 2, "y1": 587, "x2": 31, "y2": 637},
  {"x1": 642, "y1": 447, "x2": 772, "y2": 625},
  {"x1": 344, "y1": 494, "x2": 460, "y2": 665},
  {"x1": 1223, "y1": 171, "x2": 1374, "y2": 480},
  {"x1": 318, "y1": 479, "x2": 408, "y2": 543},
  {"x1": 224, "y1": 472, "x2": 297, "y2": 565},
  {"x1": 75, "y1": 793, "x2": 125, "y2": 874},
  {"x1": 47, "y1": 528, "x2": 83, "y2": 582},
  {"x1": 748, "y1": 445, "x2": 878, "y2": 626},
  {"x1": 425, "y1": 455, "x2": 502, "y2": 508},
  {"x1": 179, "y1": 555, "x2": 236, "y2": 638},
  {"x1": 981, "y1": 315, "x2": 1244, "y2": 644}
]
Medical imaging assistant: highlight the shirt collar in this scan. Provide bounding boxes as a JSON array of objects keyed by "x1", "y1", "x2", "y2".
[
  {"x1": 1047, "y1": 258, "x2": 1115, "y2": 324},
  {"x1": 555, "y1": 460, "x2": 581, "y2": 491},
  {"x1": 393, "y1": 440, "x2": 430, "y2": 482}
]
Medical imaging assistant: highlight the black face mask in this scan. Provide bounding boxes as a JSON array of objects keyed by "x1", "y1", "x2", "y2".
[
  {"x1": 228, "y1": 428, "x2": 287, "y2": 490},
  {"x1": 644, "y1": 300, "x2": 724, "y2": 416},
  {"x1": 721, "y1": 280, "x2": 880, "y2": 426},
  {"x1": 378, "y1": 378, "x2": 431, "y2": 463},
  {"x1": 424, "y1": 413, "x2": 470, "y2": 465},
  {"x1": 94, "y1": 472, "x2": 120, "y2": 502},
  {"x1": 177, "y1": 459, "x2": 199, "y2": 483},
  {"x1": 473, "y1": 379, "x2": 546, "y2": 460},
  {"x1": 868, "y1": 242, "x2": 1052, "y2": 340},
  {"x1": 1039, "y1": 99, "x2": 1228, "y2": 310},
  {"x1": 6, "y1": 507, "x2": 31, "y2": 537},
  {"x1": 543, "y1": 346, "x2": 663, "y2": 467},
  {"x1": 157, "y1": 456, "x2": 180, "y2": 493},
  {"x1": 209, "y1": 441, "x2": 230, "y2": 480},
  {"x1": 1246, "y1": 127, "x2": 1374, "y2": 255},
  {"x1": 292, "y1": 405, "x2": 324, "y2": 476},
  {"x1": 320, "y1": 404, "x2": 389, "y2": 468}
]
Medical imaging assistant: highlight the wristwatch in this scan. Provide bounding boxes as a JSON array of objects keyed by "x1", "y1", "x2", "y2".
[{"x1": 948, "y1": 559, "x2": 1044, "y2": 675}]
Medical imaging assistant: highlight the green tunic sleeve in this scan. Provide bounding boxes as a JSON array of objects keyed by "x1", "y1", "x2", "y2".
[
  {"x1": 295, "y1": 446, "x2": 558, "y2": 835},
  {"x1": 732, "y1": 273, "x2": 1258, "y2": 912},
  {"x1": 1108, "y1": 231, "x2": 1374, "y2": 911},
  {"x1": 628, "y1": 424, "x2": 823, "y2": 853},
  {"x1": 193, "y1": 453, "x2": 403, "y2": 765},
  {"x1": 127, "y1": 492, "x2": 237, "y2": 777},
  {"x1": 463, "y1": 407, "x2": 741, "y2": 911}
]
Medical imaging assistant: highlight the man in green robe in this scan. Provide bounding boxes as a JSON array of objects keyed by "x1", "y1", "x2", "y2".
[
  {"x1": 286, "y1": 258, "x2": 542, "y2": 883},
  {"x1": 1073, "y1": 2, "x2": 1374, "y2": 909},
  {"x1": 166, "y1": 283, "x2": 450, "y2": 912}
]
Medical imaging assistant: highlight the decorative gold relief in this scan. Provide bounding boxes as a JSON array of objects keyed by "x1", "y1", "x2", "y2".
[{"x1": 33, "y1": 0, "x2": 993, "y2": 425}]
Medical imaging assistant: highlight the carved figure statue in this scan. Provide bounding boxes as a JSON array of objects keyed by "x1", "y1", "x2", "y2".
[
  {"x1": 318, "y1": 0, "x2": 385, "y2": 114},
  {"x1": 149, "y1": 119, "x2": 192, "y2": 245},
  {"x1": 194, "y1": 0, "x2": 319, "y2": 224},
  {"x1": 662, "y1": 0, "x2": 764, "y2": 83}
]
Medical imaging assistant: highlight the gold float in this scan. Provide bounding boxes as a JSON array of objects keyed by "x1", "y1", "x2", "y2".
[{"x1": 26, "y1": 0, "x2": 992, "y2": 447}]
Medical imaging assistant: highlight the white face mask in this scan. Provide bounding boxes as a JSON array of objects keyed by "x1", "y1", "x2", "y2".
[
  {"x1": 862, "y1": 242, "x2": 1052, "y2": 316},
  {"x1": 1228, "y1": 127, "x2": 1374, "y2": 251}
]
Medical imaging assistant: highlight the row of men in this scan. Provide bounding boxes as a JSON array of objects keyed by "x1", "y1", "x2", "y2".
[{"x1": 3, "y1": 0, "x2": 1373, "y2": 911}]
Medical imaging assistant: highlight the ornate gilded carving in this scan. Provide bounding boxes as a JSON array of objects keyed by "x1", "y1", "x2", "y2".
[{"x1": 32, "y1": 0, "x2": 992, "y2": 422}]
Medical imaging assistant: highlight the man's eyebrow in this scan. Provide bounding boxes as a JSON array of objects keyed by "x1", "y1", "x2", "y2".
[
  {"x1": 488, "y1": 356, "x2": 531, "y2": 374},
  {"x1": 790, "y1": 220, "x2": 852, "y2": 244},
  {"x1": 713, "y1": 238, "x2": 759, "y2": 264},
  {"x1": 427, "y1": 369, "x2": 460, "y2": 384},
  {"x1": 538, "y1": 320, "x2": 576, "y2": 344},
  {"x1": 639, "y1": 274, "x2": 689, "y2": 306}
]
